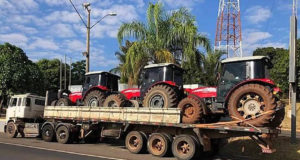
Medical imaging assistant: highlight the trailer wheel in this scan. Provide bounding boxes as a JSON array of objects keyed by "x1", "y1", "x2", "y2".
[
  {"x1": 178, "y1": 97, "x2": 204, "y2": 124},
  {"x1": 84, "y1": 90, "x2": 106, "y2": 107},
  {"x1": 125, "y1": 131, "x2": 147, "y2": 154},
  {"x1": 6, "y1": 122, "x2": 18, "y2": 138},
  {"x1": 143, "y1": 85, "x2": 177, "y2": 108},
  {"x1": 56, "y1": 126, "x2": 71, "y2": 144},
  {"x1": 42, "y1": 125, "x2": 55, "y2": 142},
  {"x1": 103, "y1": 94, "x2": 126, "y2": 107},
  {"x1": 147, "y1": 133, "x2": 171, "y2": 157},
  {"x1": 56, "y1": 98, "x2": 71, "y2": 106},
  {"x1": 228, "y1": 84, "x2": 276, "y2": 127},
  {"x1": 172, "y1": 135, "x2": 198, "y2": 160}
]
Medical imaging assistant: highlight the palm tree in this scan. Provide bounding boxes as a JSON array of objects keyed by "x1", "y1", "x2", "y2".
[{"x1": 117, "y1": 2, "x2": 211, "y2": 85}]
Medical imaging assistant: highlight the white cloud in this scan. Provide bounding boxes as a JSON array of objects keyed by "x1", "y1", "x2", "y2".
[
  {"x1": 51, "y1": 24, "x2": 75, "y2": 38},
  {"x1": 27, "y1": 51, "x2": 65, "y2": 62},
  {"x1": 28, "y1": 38, "x2": 59, "y2": 50},
  {"x1": 45, "y1": 11, "x2": 81, "y2": 23},
  {"x1": 14, "y1": 25, "x2": 38, "y2": 34},
  {"x1": 242, "y1": 29, "x2": 287, "y2": 56},
  {"x1": 0, "y1": 0, "x2": 38, "y2": 13},
  {"x1": 163, "y1": 0, "x2": 204, "y2": 9},
  {"x1": 245, "y1": 6, "x2": 271, "y2": 24},
  {"x1": 0, "y1": 33, "x2": 28, "y2": 47},
  {"x1": 64, "y1": 40, "x2": 86, "y2": 53}
]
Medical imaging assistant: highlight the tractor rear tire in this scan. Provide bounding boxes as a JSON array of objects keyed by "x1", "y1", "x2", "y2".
[
  {"x1": 143, "y1": 85, "x2": 177, "y2": 108},
  {"x1": 56, "y1": 98, "x2": 71, "y2": 106},
  {"x1": 84, "y1": 90, "x2": 106, "y2": 107},
  {"x1": 269, "y1": 101, "x2": 285, "y2": 128},
  {"x1": 178, "y1": 97, "x2": 204, "y2": 124},
  {"x1": 228, "y1": 84, "x2": 276, "y2": 127},
  {"x1": 103, "y1": 94, "x2": 126, "y2": 107}
]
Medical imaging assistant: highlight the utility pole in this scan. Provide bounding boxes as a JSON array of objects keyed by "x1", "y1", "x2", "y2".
[
  {"x1": 60, "y1": 59, "x2": 62, "y2": 91},
  {"x1": 64, "y1": 55, "x2": 67, "y2": 90},
  {"x1": 85, "y1": 3, "x2": 91, "y2": 73},
  {"x1": 69, "y1": 0, "x2": 116, "y2": 73},
  {"x1": 69, "y1": 57, "x2": 72, "y2": 89},
  {"x1": 289, "y1": 0, "x2": 297, "y2": 144}
]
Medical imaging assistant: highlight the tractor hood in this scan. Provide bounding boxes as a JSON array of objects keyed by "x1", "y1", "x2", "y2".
[
  {"x1": 185, "y1": 87, "x2": 217, "y2": 98},
  {"x1": 121, "y1": 88, "x2": 140, "y2": 100}
]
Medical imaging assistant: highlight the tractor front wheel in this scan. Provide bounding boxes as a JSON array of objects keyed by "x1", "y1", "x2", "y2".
[
  {"x1": 56, "y1": 98, "x2": 71, "y2": 106},
  {"x1": 178, "y1": 97, "x2": 204, "y2": 124},
  {"x1": 103, "y1": 94, "x2": 126, "y2": 107},
  {"x1": 143, "y1": 85, "x2": 177, "y2": 108},
  {"x1": 228, "y1": 84, "x2": 276, "y2": 127},
  {"x1": 84, "y1": 90, "x2": 106, "y2": 107}
]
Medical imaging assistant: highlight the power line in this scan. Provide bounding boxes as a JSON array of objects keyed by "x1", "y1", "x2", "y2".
[{"x1": 69, "y1": 0, "x2": 87, "y2": 28}]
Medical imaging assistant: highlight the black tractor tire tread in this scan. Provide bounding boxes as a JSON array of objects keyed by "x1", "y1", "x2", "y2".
[
  {"x1": 178, "y1": 97, "x2": 204, "y2": 124},
  {"x1": 143, "y1": 84, "x2": 178, "y2": 108},
  {"x1": 56, "y1": 98, "x2": 71, "y2": 106},
  {"x1": 42, "y1": 125, "x2": 55, "y2": 142},
  {"x1": 228, "y1": 84, "x2": 277, "y2": 127},
  {"x1": 103, "y1": 94, "x2": 126, "y2": 107},
  {"x1": 83, "y1": 90, "x2": 106, "y2": 107}
]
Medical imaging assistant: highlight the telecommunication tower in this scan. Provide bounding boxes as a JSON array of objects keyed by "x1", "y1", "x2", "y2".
[{"x1": 215, "y1": 0, "x2": 242, "y2": 57}]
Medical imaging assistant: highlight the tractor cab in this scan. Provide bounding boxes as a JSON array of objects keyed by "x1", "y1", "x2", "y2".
[
  {"x1": 82, "y1": 71, "x2": 119, "y2": 96},
  {"x1": 216, "y1": 56, "x2": 273, "y2": 102},
  {"x1": 139, "y1": 63, "x2": 184, "y2": 98}
]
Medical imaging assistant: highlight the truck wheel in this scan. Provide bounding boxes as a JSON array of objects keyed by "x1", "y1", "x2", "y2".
[
  {"x1": 103, "y1": 94, "x2": 126, "y2": 107},
  {"x1": 228, "y1": 84, "x2": 276, "y2": 127},
  {"x1": 56, "y1": 98, "x2": 70, "y2": 106},
  {"x1": 42, "y1": 125, "x2": 55, "y2": 142},
  {"x1": 56, "y1": 125, "x2": 71, "y2": 144},
  {"x1": 178, "y1": 97, "x2": 204, "y2": 124},
  {"x1": 84, "y1": 90, "x2": 106, "y2": 107},
  {"x1": 147, "y1": 133, "x2": 171, "y2": 157},
  {"x1": 143, "y1": 85, "x2": 177, "y2": 108},
  {"x1": 125, "y1": 131, "x2": 147, "y2": 154},
  {"x1": 6, "y1": 122, "x2": 18, "y2": 138},
  {"x1": 172, "y1": 135, "x2": 198, "y2": 160}
]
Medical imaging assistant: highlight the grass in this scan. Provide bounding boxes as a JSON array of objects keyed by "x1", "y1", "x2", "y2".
[
  {"x1": 219, "y1": 137, "x2": 300, "y2": 160},
  {"x1": 280, "y1": 99, "x2": 300, "y2": 130}
]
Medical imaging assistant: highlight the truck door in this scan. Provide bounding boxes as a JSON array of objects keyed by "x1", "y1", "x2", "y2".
[{"x1": 8, "y1": 98, "x2": 17, "y2": 118}]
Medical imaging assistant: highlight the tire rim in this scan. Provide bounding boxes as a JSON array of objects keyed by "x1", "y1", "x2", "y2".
[
  {"x1": 7, "y1": 124, "x2": 15, "y2": 134},
  {"x1": 44, "y1": 128, "x2": 52, "y2": 137},
  {"x1": 151, "y1": 137, "x2": 165, "y2": 155},
  {"x1": 128, "y1": 135, "x2": 140, "y2": 150},
  {"x1": 237, "y1": 93, "x2": 265, "y2": 119},
  {"x1": 58, "y1": 130, "x2": 66, "y2": 140},
  {"x1": 107, "y1": 101, "x2": 117, "y2": 107},
  {"x1": 177, "y1": 141, "x2": 190, "y2": 155},
  {"x1": 182, "y1": 104, "x2": 195, "y2": 118},
  {"x1": 149, "y1": 94, "x2": 164, "y2": 108},
  {"x1": 88, "y1": 97, "x2": 98, "y2": 107}
]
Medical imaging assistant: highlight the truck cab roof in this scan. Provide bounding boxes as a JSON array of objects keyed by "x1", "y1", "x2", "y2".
[
  {"x1": 85, "y1": 71, "x2": 120, "y2": 78},
  {"x1": 10, "y1": 93, "x2": 45, "y2": 100}
]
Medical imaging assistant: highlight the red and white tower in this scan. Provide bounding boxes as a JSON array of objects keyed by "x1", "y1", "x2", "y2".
[{"x1": 215, "y1": 0, "x2": 242, "y2": 57}]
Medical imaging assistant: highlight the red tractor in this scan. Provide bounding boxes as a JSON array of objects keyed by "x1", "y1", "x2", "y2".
[
  {"x1": 179, "y1": 56, "x2": 284, "y2": 126},
  {"x1": 103, "y1": 63, "x2": 185, "y2": 108},
  {"x1": 55, "y1": 71, "x2": 120, "y2": 107}
]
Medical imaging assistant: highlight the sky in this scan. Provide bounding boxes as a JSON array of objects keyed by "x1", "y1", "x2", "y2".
[{"x1": 0, "y1": 0, "x2": 296, "y2": 71}]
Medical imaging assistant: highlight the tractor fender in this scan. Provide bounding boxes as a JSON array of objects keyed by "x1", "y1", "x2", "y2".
[
  {"x1": 120, "y1": 88, "x2": 140, "y2": 100},
  {"x1": 150, "y1": 81, "x2": 177, "y2": 88},
  {"x1": 224, "y1": 78, "x2": 276, "y2": 104},
  {"x1": 82, "y1": 85, "x2": 108, "y2": 99}
]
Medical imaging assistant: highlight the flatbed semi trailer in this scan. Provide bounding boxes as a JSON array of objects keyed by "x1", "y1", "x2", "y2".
[{"x1": 4, "y1": 93, "x2": 283, "y2": 160}]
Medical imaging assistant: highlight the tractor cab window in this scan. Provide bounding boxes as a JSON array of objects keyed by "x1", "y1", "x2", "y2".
[
  {"x1": 144, "y1": 68, "x2": 164, "y2": 84},
  {"x1": 10, "y1": 98, "x2": 17, "y2": 107},
  {"x1": 252, "y1": 60, "x2": 271, "y2": 79},
  {"x1": 173, "y1": 68, "x2": 183, "y2": 86},
  {"x1": 222, "y1": 62, "x2": 246, "y2": 82}
]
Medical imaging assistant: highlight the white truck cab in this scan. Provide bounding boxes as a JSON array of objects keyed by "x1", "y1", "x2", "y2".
[{"x1": 6, "y1": 94, "x2": 45, "y2": 124}]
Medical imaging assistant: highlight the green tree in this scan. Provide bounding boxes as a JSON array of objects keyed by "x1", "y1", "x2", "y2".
[
  {"x1": 117, "y1": 2, "x2": 211, "y2": 85},
  {"x1": 0, "y1": 43, "x2": 42, "y2": 107},
  {"x1": 71, "y1": 60, "x2": 86, "y2": 85},
  {"x1": 253, "y1": 47, "x2": 289, "y2": 94},
  {"x1": 110, "y1": 40, "x2": 133, "y2": 83},
  {"x1": 36, "y1": 59, "x2": 63, "y2": 93}
]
